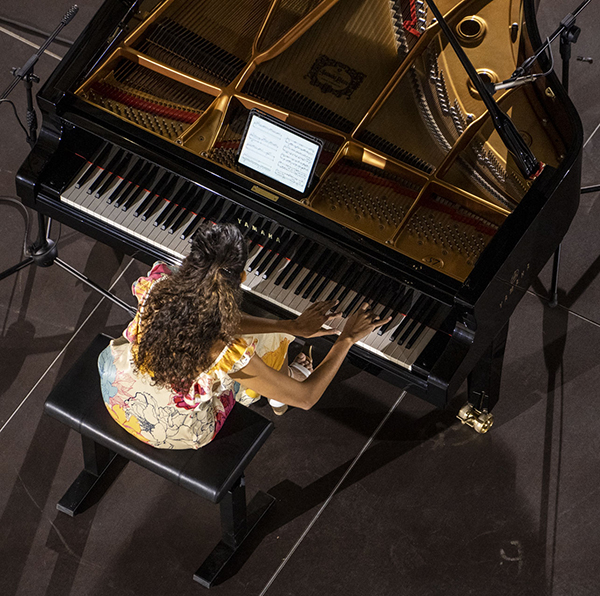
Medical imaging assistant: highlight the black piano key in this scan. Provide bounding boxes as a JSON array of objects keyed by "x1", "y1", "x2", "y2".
[
  {"x1": 95, "y1": 153, "x2": 132, "y2": 198},
  {"x1": 302, "y1": 252, "x2": 334, "y2": 300},
  {"x1": 202, "y1": 195, "x2": 225, "y2": 222},
  {"x1": 106, "y1": 173, "x2": 132, "y2": 205},
  {"x1": 151, "y1": 171, "x2": 174, "y2": 199},
  {"x1": 405, "y1": 303, "x2": 439, "y2": 349},
  {"x1": 129, "y1": 165, "x2": 160, "y2": 214},
  {"x1": 215, "y1": 202, "x2": 236, "y2": 225},
  {"x1": 109, "y1": 159, "x2": 150, "y2": 205},
  {"x1": 226, "y1": 205, "x2": 246, "y2": 227},
  {"x1": 153, "y1": 180, "x2": 181, "y2": 227},
  {"x1": 369, "y1": 282, "x2": 398, "y2": 321},
  {"x1": 325, "y1": 261, "x2": 355, "y2": 301},
  {"x1": 254, "y1": 228, "x2": 288, "y2": 275},
  {"x1": 175, "y1": 188, "x2": 209, "y2": 236},
  {"x1": 247, "y1": 225, "x2": 282, "y2": 271},
  {"x1": 396, "y1": 288, "x2": 416, "y2": 315},
  {"x1": 117, "y1": 164, "x2": 157, "y2": 209},
  {"x1": 378, "y1": 284, "x2": 405, "y2": 320},
  {"x1": 378, "y1": 287, "x2": 412, "y2": 335},
  {"x1": 308, "y1": 254, "x2": 345, "y2": 301},
  {"x1": 391, "y1": 296, "x2": 429, "y2": 343},
  {"x1": 120, "y1": 164, "x2": 157, "y2": 210},
  {"x1": 160, "y1": 182, "x2": 194, "y2": 229},
  {"x1": 247, "y1": 237, "x2": 274, "y2": 272},
  {"x1": 242, "y1": 214, "x2": 261, "y2": 237},
  {"x1": 368, "y1": 277, "x2": 393, "y2": 310},
  {"x1": 275, "y1": 238, "x2": 312, "y2": 286},
  {"x1": 296, "y1": 248, "x2": 331, "y2": 296},
  {"x1": 75, "y1": 162, "x2": 99, "y2": 190},
  {"x1": 245, "y1": 223, "x2": 274, "y2": 270},
  {"x1": 181, "y1": 192, "x2": 221, "y2": 239},
  {"x1": 343, "y1": 271, "x2": 378, "y2": 317},
  {"x1": 146, "y1": 175, "x2": 178, "y2": 222},
  {"x1": 75, "y1": 143, "x2": 110, "y2": 188},
  {"x1": 246, "y1": 217, "x2": 268, "y2": 247},
  {"x1": 397, "y1": 298, "x2": 434, "y2": 346},
  {"x1": 333, "y1": 266, "x2": 364, "y2": 304},
  {"x1": 262, "y1": 234, "x2": 300, "y2": 279},
  {"x1": 281, "y1": 242, "x2": 320, "y2": 290},
  {"x1": 87, "y1": 149, "x2": 124, "y2": 194},
  {"x1": 183, "y1": 215, "x2": 206, "y2": 240},
  {"x1": 141, "y1": 192, "x2": 167, "y2": 221},
  {"x1": 219, "y1": 203, "x2": 241, "y2": 225},
  {"x1": 280, "y1": 260, "x2": 305, "y2": 290},
  {"x1": 131, "y1": 169, "x2": 169, "y2": 214}
]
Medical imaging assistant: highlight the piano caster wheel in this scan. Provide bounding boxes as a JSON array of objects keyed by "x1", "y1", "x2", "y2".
[{"x1": 457, "y1": 404, "x2": 494, "y2": 434}]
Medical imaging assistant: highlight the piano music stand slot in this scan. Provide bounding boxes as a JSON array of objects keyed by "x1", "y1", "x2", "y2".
[{"x1": 0, "y1": 6, "x2": 137, "y2": 316}]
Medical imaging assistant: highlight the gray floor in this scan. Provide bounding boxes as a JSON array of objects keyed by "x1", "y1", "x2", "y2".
[{"x1": 1, "y1": 1, "x2": 600, "y2": 595}]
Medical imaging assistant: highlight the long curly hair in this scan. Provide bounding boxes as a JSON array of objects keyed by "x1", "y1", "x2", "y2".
[{"x1": 133, "y1": 223, "x2": 248, "y2": 394}]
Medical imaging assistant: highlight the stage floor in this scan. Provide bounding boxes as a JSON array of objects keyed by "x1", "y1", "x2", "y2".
[{"x1": 1, "y1": 2, "x2": 600, "y2": 595}]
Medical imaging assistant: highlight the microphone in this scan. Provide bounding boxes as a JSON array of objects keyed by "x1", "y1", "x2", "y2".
[
  {"x1": 61, "y1": 5, "x2": 79, "y2": 26},
  {"x1": 491, "y1": 74, "x2": 538, "y2": 94}
]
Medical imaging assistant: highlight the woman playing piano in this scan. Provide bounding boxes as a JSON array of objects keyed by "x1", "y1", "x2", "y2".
[{"x1": 98, "y1": 223, "x2": 389, "y2": 449}]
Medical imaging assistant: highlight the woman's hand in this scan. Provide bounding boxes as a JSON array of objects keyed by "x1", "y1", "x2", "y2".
[
  {"x1": 291, "y1": 300, "x2": 341, "y2": 338},
  {"x1": 338, "y1": 303, "x2": 391, "y2": 344}
]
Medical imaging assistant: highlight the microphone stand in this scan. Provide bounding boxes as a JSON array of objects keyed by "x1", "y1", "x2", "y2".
[
  {"x1": 546, "y1": 0, "x2": 593, "y2": 308},
  {"x1": 0, "y1": 6, "x2": 136, "y2": 316}
]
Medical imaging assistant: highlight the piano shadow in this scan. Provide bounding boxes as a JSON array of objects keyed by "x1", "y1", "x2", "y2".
[{"x1": 0, "y1": 244, "x2": 135, "y2": 596}]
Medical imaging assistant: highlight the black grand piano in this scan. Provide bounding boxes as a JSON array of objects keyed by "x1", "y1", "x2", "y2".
[{"x1": 16, "y1": 0, "x2": 582, "y2": 432}]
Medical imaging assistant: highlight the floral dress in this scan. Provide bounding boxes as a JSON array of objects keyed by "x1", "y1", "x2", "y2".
[{"x1": 98, "y1": 262, "x2": 293, "y2": 450}]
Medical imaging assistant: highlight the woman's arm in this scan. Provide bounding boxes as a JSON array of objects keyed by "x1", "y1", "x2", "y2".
[
  {"x1": 237, "y1": 313, "x2": 296, "y2": 335},
  {"x1": 238, "y1": 300, "x2": 341, "y2": 337},
  {"x1": 230, "y1": 304, "x2": 390, "y2": 409}
]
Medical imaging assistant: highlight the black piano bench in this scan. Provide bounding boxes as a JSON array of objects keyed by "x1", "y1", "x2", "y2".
[{"x1": 44, "y1": 333, "x2": 276, "y2": 588}]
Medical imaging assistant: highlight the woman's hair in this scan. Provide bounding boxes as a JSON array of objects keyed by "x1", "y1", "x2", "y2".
[{"x1": 133, "y1": 223, "x2": 248, "y2": 393}]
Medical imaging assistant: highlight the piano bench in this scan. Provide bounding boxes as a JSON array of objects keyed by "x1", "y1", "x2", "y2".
[{"x1": 44, "y1": 333, "x2": 276, "y2": 588}]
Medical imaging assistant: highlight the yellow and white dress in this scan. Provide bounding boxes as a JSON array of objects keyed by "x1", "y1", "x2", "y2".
[{"x1": 98, "y1": 262, "x2": 293, "y2": 450}]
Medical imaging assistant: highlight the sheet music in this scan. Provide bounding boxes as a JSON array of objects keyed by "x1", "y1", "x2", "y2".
[{"x1": 238, "y1": 113, "x2": 321, "y2": 193}]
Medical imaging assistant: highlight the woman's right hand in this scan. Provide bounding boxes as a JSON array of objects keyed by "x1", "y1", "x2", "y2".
[{"x1": 338, "y1": 303, "x2": 391, "y2": 344}]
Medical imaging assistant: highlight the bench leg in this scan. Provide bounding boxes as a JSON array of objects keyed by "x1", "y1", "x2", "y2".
[
  {"x1": 57, "y1": 435, "x2": 128, "y2": 517},
  {"x1": 193, "y1": 475, "x2": 276, "y2": 588}
]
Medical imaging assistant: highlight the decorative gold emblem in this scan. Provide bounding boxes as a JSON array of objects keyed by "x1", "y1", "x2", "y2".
[
  {"x1": 422, "y1": 255, "x2": 445, "y2": 269},
  {"x1": 306, "y1": 55, "x2": 366, "y2": 99},
  {"x1": 251, "y1": 185, "x2": 279, "y2": 202}
]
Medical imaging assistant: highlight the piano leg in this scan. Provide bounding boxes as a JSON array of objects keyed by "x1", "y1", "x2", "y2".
[{"x1": 458, "y1": 322, "x2": 509, "y2": 434}]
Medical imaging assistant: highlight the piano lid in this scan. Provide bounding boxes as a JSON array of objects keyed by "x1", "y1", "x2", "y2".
[{"x1": 70, "y1": 0, "x2": 574, "y2": 283}]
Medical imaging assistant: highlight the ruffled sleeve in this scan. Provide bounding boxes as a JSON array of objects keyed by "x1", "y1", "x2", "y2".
[
  {"x1": 211, "y1": 337, "x2": 257, "y2": 375},
  {"x1": 131, "y1": 262, "x2": 173, "y2": 304},
  {"x1": 124, "y1": 262, "x2": 174, "y2": 344}
]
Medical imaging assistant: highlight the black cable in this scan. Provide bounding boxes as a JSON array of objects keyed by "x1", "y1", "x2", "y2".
[
  {"x1": 0, "y1": 15, "x2": 73, "y2": 47},
  {"x1": 581, "y1": 184, "x2": 600, "y2": 194},
  {"x1": 0, "y1": 98, "x2": 29, "y2": 136}
]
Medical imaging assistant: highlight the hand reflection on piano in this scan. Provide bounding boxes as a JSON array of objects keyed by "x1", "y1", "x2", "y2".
[{"x1": 338, "y1": 303, "x2": 392, "y2": 344}]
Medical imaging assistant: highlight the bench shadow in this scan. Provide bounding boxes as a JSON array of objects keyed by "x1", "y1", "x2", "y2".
[{"x1": 214, "y1": 405, "x2": 457, "y2": 586}]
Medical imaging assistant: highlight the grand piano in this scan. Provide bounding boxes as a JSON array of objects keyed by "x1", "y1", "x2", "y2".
[{"x1": 16, "y1": 0, "x2": 582, "y2": 432}]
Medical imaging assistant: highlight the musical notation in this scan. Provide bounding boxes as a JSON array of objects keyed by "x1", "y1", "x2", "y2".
[{"x1": 238, "y1": 112, "x2": 321, "y2": 193}]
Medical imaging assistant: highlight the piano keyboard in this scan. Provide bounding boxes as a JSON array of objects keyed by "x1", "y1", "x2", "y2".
[{"x1": 61, "y1": 144, "x2": 450, "y2": 370}]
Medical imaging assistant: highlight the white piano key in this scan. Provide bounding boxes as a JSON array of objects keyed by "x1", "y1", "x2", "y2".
[{"x1": 61, "y1": 171, "x2": 446, "y2": 372}]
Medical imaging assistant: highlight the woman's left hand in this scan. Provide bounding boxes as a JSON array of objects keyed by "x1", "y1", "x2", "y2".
[{"x1": 291, "y1": 300, "x2": 341, "y2": 338}]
